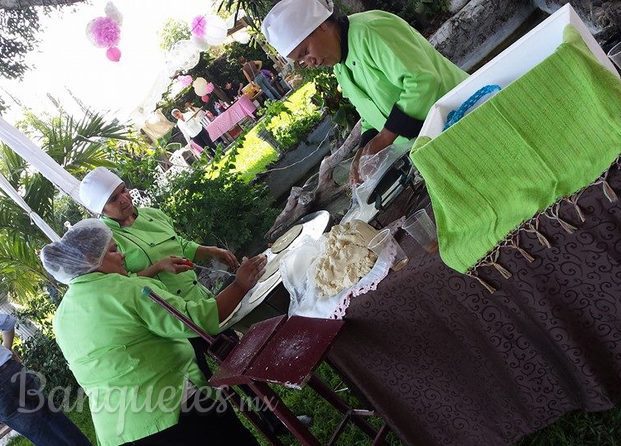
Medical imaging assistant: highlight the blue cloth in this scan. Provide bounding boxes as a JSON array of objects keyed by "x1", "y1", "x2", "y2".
[
  {"x1": 254, "y1": 72, "x2": 280, "y2": 100},
  {"x1": 0, "y1": 359, "x2": 91, "y2": 445},
  {"x1": 0, "y1": 314, "x2": 16, "y2": 367},
  {"x1": 444, "y1": 85, "x2": 501, "y2": 130}
]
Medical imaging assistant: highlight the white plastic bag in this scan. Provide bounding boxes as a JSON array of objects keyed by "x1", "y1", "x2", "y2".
[
  {"x1": 280, "y1": 235, "x2": 397, "y2": 319},
  {"x1": 342, "y1": 141, "x2": 414, "y2": 223}
]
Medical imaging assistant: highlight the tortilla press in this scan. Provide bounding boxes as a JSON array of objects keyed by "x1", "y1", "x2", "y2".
[{"x1": 367, "y1": 154, "x2": 417, "y2": 210}]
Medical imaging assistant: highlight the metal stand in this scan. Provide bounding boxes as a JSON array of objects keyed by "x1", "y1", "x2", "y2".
[{"x1": 143, "y1": 287, "x2": 392, "y2": 445}]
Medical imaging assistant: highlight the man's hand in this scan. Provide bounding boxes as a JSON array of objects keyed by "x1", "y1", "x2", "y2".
[{"x1": 349, "y1": 128, "x2": 398, "y2": 186}]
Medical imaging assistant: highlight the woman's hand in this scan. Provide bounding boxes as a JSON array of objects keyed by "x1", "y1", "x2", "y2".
[
  {"x1": 233, "y1": 255, "x2": 267, "y2": 293},
  {"x1": 156, "y1": 256, "x2": 193, "y2": 274},
  {"x1": 209, "y1": 247, "x2": 240, "y2": 270}
]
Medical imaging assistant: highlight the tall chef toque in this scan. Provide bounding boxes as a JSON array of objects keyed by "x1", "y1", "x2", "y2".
[
  {"x1": 261, "y1": 0, "x2": 333, "y2": 58},
  {"x1": 79, "y1": 167, "x2": 123, "y2": 215}
]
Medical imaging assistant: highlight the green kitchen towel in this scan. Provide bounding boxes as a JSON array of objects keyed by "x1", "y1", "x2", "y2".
[{"x1": 410, "y1": 25, "x2": 621, "y2": 273}]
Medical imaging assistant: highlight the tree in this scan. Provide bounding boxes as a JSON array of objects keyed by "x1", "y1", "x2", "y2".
[
  {"x1": 0, "y1": 0, "x2": 85, "y2": 79},
  {"x1": 216, "y1": 0, "x2": 276, "y2": 28},
  {"x1": 159, "y1": 17, "x2": 191, "y2": 51},
  {"x1": 0, "y1": 0, "x2": 82, "y2": 7},
  {"x1": 0, "y1": 110, "x2": 128, "y2": 302}
]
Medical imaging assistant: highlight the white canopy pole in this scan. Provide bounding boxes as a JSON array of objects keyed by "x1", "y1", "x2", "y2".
[
  {"x1": 0, "y1": 117, "x2": 84, "y2": 206},
  {"x1": 0, "y1": 173, "x2": 61, "y2": 242}
]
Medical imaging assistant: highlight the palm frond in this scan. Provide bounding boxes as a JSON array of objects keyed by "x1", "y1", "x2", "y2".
[{"x1": 0, "y1": 232, "x2": 47, "y2": 304}]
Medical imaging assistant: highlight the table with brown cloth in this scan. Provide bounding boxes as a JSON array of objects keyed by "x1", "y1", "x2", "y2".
[{"x1": 328, "y1": 165, "x2": 621, "y2": 446}]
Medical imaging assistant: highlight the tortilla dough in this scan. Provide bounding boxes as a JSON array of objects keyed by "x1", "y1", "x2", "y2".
[{"x1": 314, "y1": 220, "x2": 378, "y2": 297}]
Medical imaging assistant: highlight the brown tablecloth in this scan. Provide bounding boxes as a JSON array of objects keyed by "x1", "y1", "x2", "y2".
[{"x1": 328, "y1": 166, "x2": 621, "y2": 446}]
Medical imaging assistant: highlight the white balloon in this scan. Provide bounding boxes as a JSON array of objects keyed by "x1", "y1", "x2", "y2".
[
  {"x1": 193, "y1": 77, "x2": 207, "y2": 89},
  {"x1": 166, "y1": 39, "x2": 200, "y2": 72},
  {"x1": 204, "y1": 15, "x2": 228, "y2": 46},
  {"x1": 191, "y1": 35, "x2": 210, "y2": 51},
  {"x1": 104, "y1": 1, "x2": 123, "y2": 25},
  {"x1": 194, "y1": 85, "x2": 209, "y2": 96},
  {"x1": 232, "y1": 30, "x2": 251, "y2": 44}
]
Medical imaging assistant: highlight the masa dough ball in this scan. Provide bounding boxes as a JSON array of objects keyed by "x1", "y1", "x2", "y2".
[{"x1": 314, "y1": 220, "x2": 378, "y2": 297}]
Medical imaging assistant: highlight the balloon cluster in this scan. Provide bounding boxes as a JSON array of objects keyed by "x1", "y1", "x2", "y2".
[
  {"x1": 190, "y1": 14, "x2": 228, "y2": 49},
  {"x1": 192, "y1": 77, "x2": 215, "y2": 101},
  {"x1": 176, "y1": 75, "x2": 193, "y2": 87},
  {"x1": 86, "y1": 2, "x2": 123, "y2": 62}
]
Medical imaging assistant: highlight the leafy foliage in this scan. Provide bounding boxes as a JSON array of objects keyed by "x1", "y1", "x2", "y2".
[
  {"x1": 0, "y1": 7, "x2": 38, "y2": 79},
  {"x1": 103, "y1": 131, "x2": 169, "y2": 191},
  {"x1": 0, "y1": 232, "x2": 48, "y2": 303},
  {"x1": 258, "y1": 83, "x2": 323, "y2": 150},
  {"x1": 152, "y1": 150, "x2": 278, "y2": 252},
  {"x1": 216, "y1": 0, "x2": 274, "y2": 29},
  {"x1": 301, "y1": 68, "x2": 359, "y2": 133},
  {"x1": 16, "y1": 330, "x2": 79, "y2": 407},
  {"x1": 158, "y1": 17, "x2": 191, "y2": 51}
]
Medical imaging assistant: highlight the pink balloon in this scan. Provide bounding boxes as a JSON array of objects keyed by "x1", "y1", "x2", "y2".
[
  {"x1": 200, "y1": 94, "x2": 210, "y2": 103},
  {"x1": 205, "y1": 82, "x2": 214, "y2": 94},
  {"x1": 177, "y1": 75, "x2": 193, "y2": 87},
  {"x1": 106, "y1": 46, "x2": 121, "y2": 62}
]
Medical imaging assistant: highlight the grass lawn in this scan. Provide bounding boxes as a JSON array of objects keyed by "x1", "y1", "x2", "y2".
[
  {"x1": 213, "y1": 82, "x2": 319, "y2": 183},
  {"x1": 8, "y1": 362, "x2": 621, "y2": 446}
]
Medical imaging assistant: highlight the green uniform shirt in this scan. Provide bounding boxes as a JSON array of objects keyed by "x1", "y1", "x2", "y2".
[
  {"x1": 334, "y1": 11, "x2": 468, "y2": 142},
  {"x1": 53, "y1": 273, "x2": 219, "y2": 446},
  {"x1": 102, "y1": 207, "x2": 212, "y2": 302}
]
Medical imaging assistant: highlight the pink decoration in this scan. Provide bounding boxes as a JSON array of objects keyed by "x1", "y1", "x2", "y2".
[
  {"x1": 106, "y1": 46, "x2": 122, "y2": 62},
  {"x1": 205, "y1": 82, "x2": 215, "y2": 94},
  {"x1": 191, "y1": 15, "x2": 207, "y2": 38},
  {"x1": 87, "y1": 16, "x2": 121, "y2": 48},
  {"x1": 201, "y1": 94, "x2": 211, "y2": 103},
  {"x1": 177, "y1": 75, "x2": 193, "y2": 87}
]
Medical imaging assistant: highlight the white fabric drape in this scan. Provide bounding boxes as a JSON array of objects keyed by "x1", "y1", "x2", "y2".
[
  {"x1": 0, "y1": 172, "x2": 60, "y2": 242},
  {"x1": 0, "y1": 117, "x2": 83, "y2": 206},
  {"x1": 0, "y1": 116, "x2": 85, "y2": 242}
]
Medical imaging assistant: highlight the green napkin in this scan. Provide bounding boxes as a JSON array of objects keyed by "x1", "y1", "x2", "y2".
[{"x1": 410, "y1": 25, "x2": 621, "y2": 273}]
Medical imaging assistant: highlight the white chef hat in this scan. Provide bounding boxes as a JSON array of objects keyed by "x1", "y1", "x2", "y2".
[
  {"x1": 79, "y1": 167, "x2": 124, "y2": 215},
  {"x1": 261, "y1": 0, "x2": 333, "y2": 58}
]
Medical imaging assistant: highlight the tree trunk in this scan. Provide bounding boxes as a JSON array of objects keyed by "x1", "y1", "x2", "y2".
[
  {"x1": 265, "y1": 121, "x2": 361, "y2": 240},
  {"x1": 532, "y1": 0, "x2": 621, "y2": 39},
  {"x1": 0, "y1": 0, "x2": 83, "y2": 8},
  {"x1": 429, "y1": 0, "x2": 536, "y2": 71}
]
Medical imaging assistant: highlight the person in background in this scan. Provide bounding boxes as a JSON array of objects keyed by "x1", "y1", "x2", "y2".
[
  {"x1": 42, "y1": 219, "x2": 264, "y2": 446},
  {"x1": 260, "y1": 68, "x2": 288, "y2": 97},
  {"x1": 183, "y1": 100, "x2": 202, "y2": 115},
  {"x1": 223, "y1": 81, "x2": 244, "y2": 103},
  {"x1": 261, "y1": 0, "x2": 468, "y2": 183},
  {"x1": 239, "y1": 57, "x2": 281, "y2": 101},
  {"x1": 171, "y1": 108, "x2": 216, "y2": 157},
  {"x1": 0, "y1": 313, "x2": 91, "y2": 445},
  {"x1": 213, "y1": 101, "x2": 226, "y2": 116}
]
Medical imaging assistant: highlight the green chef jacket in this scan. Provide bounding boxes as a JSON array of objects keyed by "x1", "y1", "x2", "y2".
[
  {"x1": 102, "y1": 207, "x2": 212, "y2": 303},
  {"x1": 53, "y1": 272, "x2": 220, "y2": 446},
  {"x1": 333, "y1": 11, "x2": 468, "y2": 144}
]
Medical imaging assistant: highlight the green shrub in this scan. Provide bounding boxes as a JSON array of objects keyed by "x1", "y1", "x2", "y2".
[
  {"x1": 13, "y1": 291, "x2": 79, "y2": 407},
  {"x1": 258, "y1": 83, "x2": 323, "y2": 151},
  {"x1": 103, "y1": 132, "x2": 166, "y2": 191},
  {"x1": 151, "y1": 153, "x2": 278, "y2": 252}
]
